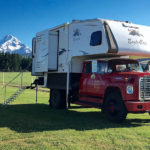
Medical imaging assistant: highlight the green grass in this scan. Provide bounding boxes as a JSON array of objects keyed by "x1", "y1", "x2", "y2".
[
  {"x1": 0, "y1": 72, "x2": 35, "y2": 86},
  {"x1": 0, "y1": 84, "x2": 150, "y2": 150}
]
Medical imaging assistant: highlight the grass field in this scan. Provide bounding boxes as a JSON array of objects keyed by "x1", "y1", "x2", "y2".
[
  {"x1": 0, "y1": 73, "x2": 150, "y2": 150},
  {"x1": 0, "y1": 72, "x2": 35, "y2": 87}
]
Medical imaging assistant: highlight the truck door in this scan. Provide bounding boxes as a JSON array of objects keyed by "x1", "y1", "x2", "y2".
[
  {"x1": 79, "y1": 62, "x2": 100, "y2": 106},
  {"x1": 79, "y1": 62, "x2": 91, "y2": 96},
  {"x1": 79, "y1": 61, "x2": 107, "y2": 107},
  {"x1": 87, "y1": 62, "x2": 107, "y2": 99}
]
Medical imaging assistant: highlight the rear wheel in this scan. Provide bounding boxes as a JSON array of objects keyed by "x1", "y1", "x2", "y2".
[
  {"x1": 49, "y1": 89, "x2": 66, "y2": 109},
  {"x1": 104, "y1": 93, "x2": 127, "y2": 123}
]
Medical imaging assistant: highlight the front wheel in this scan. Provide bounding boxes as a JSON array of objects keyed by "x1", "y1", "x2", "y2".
[{"x1": 104, "y1": 93, "x2": 127, "y2": 123}]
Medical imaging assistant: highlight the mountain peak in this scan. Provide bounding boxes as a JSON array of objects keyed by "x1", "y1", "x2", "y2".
[
  {"x1": 4, "y1": 34, "x2": 14, "y2": 40},
  {"x1": 0, "y1": 35, "x2": 31, "y2": 55},
  {"x1": 2, "y1": 35, "x2": 19, "y2": 45}
]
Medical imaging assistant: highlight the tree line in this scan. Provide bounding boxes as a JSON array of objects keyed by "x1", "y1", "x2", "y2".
[{"x1": 0, "y1": 53, "x2": 32, "y2": 72}]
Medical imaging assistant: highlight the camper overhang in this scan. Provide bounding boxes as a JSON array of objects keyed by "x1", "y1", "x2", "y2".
[{"x1": 106, "y1": 20, "x2": 150, "y2": 56}]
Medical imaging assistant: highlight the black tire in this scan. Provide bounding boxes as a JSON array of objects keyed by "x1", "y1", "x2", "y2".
[
  {"x1": 49, "y1": 89, "x2": 66, "y2": 109},
  {"x1": 104, "y1": 93, "x2": 127, "y2": 123}
]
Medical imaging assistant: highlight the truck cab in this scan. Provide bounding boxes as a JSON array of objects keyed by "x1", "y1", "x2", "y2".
[{"x1": 74, "y1": 58, "x2": 150, "y2": 122}]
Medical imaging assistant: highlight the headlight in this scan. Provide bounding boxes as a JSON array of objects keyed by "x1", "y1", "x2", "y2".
[{"x1": 126, "y1": 85, "x2": 133, "y2": 94}]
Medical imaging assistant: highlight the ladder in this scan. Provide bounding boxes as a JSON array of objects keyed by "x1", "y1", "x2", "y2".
[
  {"x1": 3, "y1": 72, "x2": 25, "y2": 106},
  {"x1": 3, "y1": 87, "x2": 26, "y2": 105},
  {"x1": 2, "y1": 72, "x2": 38, "y2": 106}
]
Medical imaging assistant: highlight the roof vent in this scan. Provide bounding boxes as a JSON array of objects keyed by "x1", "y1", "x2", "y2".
[{"x1": 72, "y1": 19, "x2": 79, "y2": 23}]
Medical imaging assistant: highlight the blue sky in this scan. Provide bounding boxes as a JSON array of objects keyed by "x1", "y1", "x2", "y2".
[{"x1": 0, "y1": 0, "x2": 150, "y2": 47}]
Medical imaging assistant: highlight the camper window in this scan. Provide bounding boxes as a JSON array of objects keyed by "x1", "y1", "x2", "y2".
[{"x1": 90, "y1": 31, "x2": 102, "y2": 46}]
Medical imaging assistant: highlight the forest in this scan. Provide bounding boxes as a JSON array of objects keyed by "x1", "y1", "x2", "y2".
[{"x1": 0, "y1": 53, "x2": 32, "y2": 72}]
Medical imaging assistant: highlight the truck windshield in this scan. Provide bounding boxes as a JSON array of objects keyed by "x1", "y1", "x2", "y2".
[
  {"x1": 109, "y1": 59, "x2": 140, "y2": 72},
  {"x1": 116, "y1": 63, "x2": 139, "y2": 72}
]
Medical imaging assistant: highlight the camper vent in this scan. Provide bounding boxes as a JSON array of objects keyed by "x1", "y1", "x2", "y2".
[{"x1": 72, "y1": 20, "x2": 79, "y2": 23}]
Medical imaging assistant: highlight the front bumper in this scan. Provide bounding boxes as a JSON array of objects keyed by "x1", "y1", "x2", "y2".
[{"x1": 125, "y1": 101, "x2": 150, "y2": 112}]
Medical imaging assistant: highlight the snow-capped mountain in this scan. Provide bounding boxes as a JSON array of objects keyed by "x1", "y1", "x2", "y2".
[{"x1": 0, "y1": 35, "x2": 31, "y2": 55}]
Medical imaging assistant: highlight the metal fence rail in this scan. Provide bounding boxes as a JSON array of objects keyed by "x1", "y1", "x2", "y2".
[{"x1": 3, "y1": 72, "x2": 23, "y2": 105}]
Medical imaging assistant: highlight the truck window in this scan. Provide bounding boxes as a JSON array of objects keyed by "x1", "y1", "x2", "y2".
[
  {"x1": 116, "y1": 64, "x2": 126, "y2": 71},
  {"x1": 90, "y1": 31, "x2": 102, "y2": 46},
  {"x1": 85, "y1": 63, "x2": 91, "y2": 74},
  {"x1": 97, "y1": 62, "x2": 107, "y2": 74},
  {"x1": 109, "y1": 59, "x2": 140, "y2": 72}
]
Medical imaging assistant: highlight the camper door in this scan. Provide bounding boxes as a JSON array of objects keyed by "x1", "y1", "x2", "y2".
[
  {"x1": 32, "y1": 37, "x2": 37, "y2": 75},
  {"x1": 35, "y1": 31, "x2": 49, "y2": 73}
]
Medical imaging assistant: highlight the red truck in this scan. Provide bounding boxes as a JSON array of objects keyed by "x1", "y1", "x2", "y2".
[
  {"x1": 32, "y1": 18, "x2": 150, "y2": 122},
  {"x1": 50, "y1": 58, "x2": 150, "y2": 122}
]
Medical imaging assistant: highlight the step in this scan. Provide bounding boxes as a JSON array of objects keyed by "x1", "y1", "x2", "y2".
[{"x1": 3, "y1": 87, "x2": 27, "y2": 106}]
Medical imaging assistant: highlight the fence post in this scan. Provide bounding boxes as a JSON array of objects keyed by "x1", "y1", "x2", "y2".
[
  {"x1": 21, "y1": 72, "x2": 23, "y2": 88},
  {"x1": 36, "y1": 84, "x2": 38, "y2": 104},
  {"x1": 3, "y1": 72, "x2": 4, "y2": 85},
  {"x1": 4, "y1": 86, "x2": 6, "y2": 105}
]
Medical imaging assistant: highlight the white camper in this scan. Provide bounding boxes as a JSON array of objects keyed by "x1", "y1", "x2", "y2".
[{"x1": 32, "y1": 18, "x2": 150, "y2": 89}]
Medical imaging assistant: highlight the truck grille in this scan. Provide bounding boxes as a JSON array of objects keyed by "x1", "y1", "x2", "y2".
[{"x1": 140, "y1": 76, "x2": 150, "y2": 100}]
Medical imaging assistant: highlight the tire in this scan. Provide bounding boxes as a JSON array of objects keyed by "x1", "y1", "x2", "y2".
[
  {"x1": 49, "y1": 89, "x2": 66, "y2": 109},
  {"x1": 104, "y1": 92, "x2": 127, "y2": 123}
]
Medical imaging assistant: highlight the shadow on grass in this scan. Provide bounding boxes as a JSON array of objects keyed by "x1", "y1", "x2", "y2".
[{"x1": 0, "y1": 104, "x2": 149, "y2": 133}]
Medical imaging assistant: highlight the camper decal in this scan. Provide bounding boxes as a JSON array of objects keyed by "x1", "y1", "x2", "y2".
[
  {"x1": 122, "y1": 23, "x2": 139, "y2": 29},
  {"x1": 73, "y1": 29, "x2": 81, "y2": 41},
  {"x1": 128, "y1": 29, "x2": 143, "y2": 37},
  {"x1": 127, "y1": 29, "x2": 147, "y2": 46},
  {"x1": 42, "y1": 53, "x2": 48, "y2": 57},
  {"x1": 79, "y1": 50, "x2": 89, "y2": 55},
  {"x1": 73, "y1": 29, "x2": 81, "y2": 37},
  {"x1": 59, "y1": 48, "x2": 67, "y2": 55},
  {"x1": 128, "y1": 39, "x2": 147, "y2": 45},
  {"x1": 122, "y1": 23, "x2": 147, "y2": 46}
]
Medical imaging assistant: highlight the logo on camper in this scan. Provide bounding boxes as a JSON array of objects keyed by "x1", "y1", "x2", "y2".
[
  {"x1": 73, "y1": 29, "x2": 81, "y2": 37},
  {"x1": 128, "y1": 29, "x2": 143, "y2": 37},
  {"x1": 122, "y1": 23, "x2": 144, "y2": 37}
]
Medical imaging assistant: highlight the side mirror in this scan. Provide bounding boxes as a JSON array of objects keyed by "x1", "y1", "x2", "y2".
[{"x1": 92, "y1": 60, "x2": 97, "y2": 73}]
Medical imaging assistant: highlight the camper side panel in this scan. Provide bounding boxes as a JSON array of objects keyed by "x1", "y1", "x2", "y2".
[
  {"x1": 57, "y1": 26, "x2": 69, "y2": 73},
  {"x1": 69, "y1": 20, "x2": 109, "y2": 57}
]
